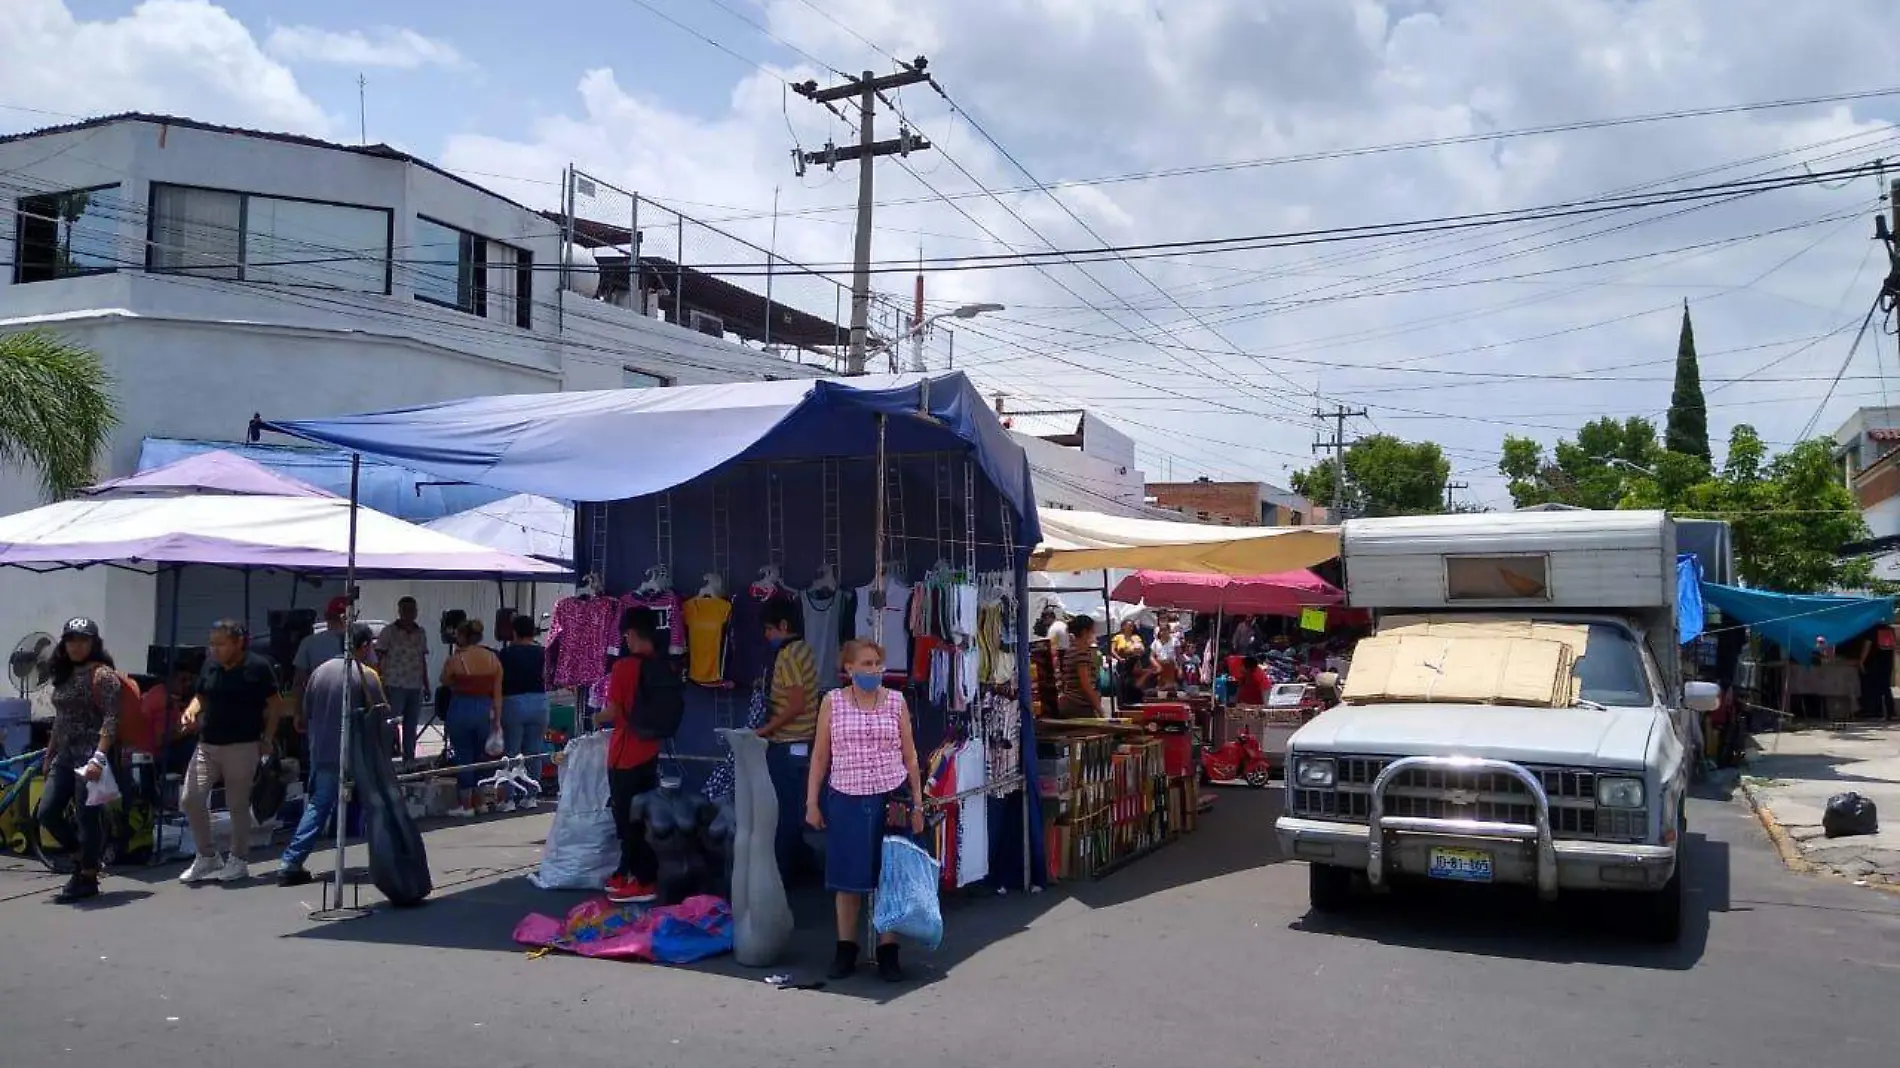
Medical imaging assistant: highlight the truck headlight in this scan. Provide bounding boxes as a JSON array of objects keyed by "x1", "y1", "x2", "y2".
[
  {"x1": 1596, "y1": 776, "x2": 1645, "y2": 809},
  {"x1": 1294, "y1": 757, "x2": 1336, "y2": 788}
]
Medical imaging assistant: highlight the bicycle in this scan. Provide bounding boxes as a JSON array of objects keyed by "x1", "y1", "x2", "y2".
[{"x1": 0, "y1": 748, "x2": 140, "y2": 872}]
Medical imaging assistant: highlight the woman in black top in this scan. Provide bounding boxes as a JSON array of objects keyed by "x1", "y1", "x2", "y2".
[
  {"x1": 41, "y1": 617, "x2": 122, "y2": 904},
  {"x1": 497, "y1": 615, "x2": 550, "y2": 803}
]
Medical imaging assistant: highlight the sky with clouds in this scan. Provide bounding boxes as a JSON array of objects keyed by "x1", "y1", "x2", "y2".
[{"x1": 6, "y1": 0, "x2": 1900, "y2": 508}]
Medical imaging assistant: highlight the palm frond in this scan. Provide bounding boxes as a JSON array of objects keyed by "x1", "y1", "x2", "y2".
[{"x1": 0, "y1": 329, "x2": 118, "y2": 498}]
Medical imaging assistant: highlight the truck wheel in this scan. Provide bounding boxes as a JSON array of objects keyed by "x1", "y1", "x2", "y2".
[
  {"x1": 1635, "y1": 818, "x2": 1686, "y2": 944},
  {"x1": 1308, "y1": 863, "x2": 1354, "y2": 913}
]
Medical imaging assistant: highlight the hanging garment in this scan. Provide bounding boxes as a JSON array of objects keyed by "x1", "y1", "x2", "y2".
[
  {"x1": 927, "y1": 743, "x2": 959, "y2": 889},
  {"x1": 729, "y1": 588, "x2": 796, "y2": 692},
  {"x1": 621, "y1": 590, "x2": 686, "y2": 657},
  {"x1": 953, "y1": 738, "x2": 990, "y2": 886},
  {"x1": 853, "y1": 578, "x2": 912, "y2": 674},
  {"x1": 985, "y1": 694, "x2": 1022, "y2": 786},
  {"x1": 546, "y1": 595, "x2": 619, "y2": 689},
  {"x1": 954, "y1": 583, "x2": 978, "y2": 642},
  {"x1": 682, "y1": 595, "x2": 734, "y2": 686},
  {"x1": 802, "y1": 586, "x2": 846, "y2": 691}
]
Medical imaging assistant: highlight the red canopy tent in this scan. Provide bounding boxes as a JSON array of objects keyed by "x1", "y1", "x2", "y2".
[{"x1": 1110, "y1": 569, "x2": 1344, "y2": 616}]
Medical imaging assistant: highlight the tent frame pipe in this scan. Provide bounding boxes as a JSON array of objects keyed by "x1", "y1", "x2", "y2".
[{"x1": 316, "y1": 454, "x2": 369, "y2": 920}]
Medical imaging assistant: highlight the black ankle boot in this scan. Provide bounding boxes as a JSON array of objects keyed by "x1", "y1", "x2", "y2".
[
  {"x1": 876, "y1": 941, "x2": 905, "y2": 982},
  {"x1": 827, "y1": 940, "x2": 859, "y2": 980},
  {"x1": 54, "y1": 873, "x2": 99, "y2": 904}
]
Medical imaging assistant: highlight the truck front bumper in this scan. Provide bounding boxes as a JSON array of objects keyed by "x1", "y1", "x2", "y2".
[{"x1": 1276, "y1": 756, "x2": 1677, "y2": 896}]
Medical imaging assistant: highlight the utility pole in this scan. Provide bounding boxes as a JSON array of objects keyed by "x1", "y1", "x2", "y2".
[
  {"x1": 792, "y1": 59, "x2": 933, "y2": 374},
  {"x1": 1443, "y1": 480, "x2": 1470, "y2": 511},
  {"x1": 1312, "y1": 404, "x2": 1367, "y2": 519}
]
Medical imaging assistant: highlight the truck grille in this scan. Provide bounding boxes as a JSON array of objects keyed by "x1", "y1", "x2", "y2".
[{"x1": 1290, "y1": 756, "x2": 1647, "y2": 842}]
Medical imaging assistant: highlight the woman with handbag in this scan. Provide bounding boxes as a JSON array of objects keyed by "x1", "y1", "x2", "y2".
[
  {"x1": 805, "y1": 639, "x2": 925, "y2": 981},
  {"x1": 41, "y1": 617, "x2": 122, "y2": 904}
]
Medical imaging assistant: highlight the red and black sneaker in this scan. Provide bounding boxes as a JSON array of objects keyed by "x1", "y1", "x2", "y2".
[{"x1": 606, "y1": 876, "x2": 657, "y2": 904}]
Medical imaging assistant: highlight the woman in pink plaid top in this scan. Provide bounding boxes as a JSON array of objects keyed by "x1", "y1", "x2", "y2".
[{"x1": 806, "y1": 639, "x2": 924, "y2": 982}]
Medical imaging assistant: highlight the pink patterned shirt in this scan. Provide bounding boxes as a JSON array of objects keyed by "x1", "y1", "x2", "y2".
[
  {"x1": 546, "y1": 595, "x2": 619, "y2": 689},
  {"x1": 824, "y1": 687, "x2": 909, "y2": 796}
]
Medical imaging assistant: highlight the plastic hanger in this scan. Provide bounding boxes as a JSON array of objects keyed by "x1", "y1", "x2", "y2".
[
  {"x1": 812, "y1": 563, "x2": 839, "y2": 593},
  {"x1": 754, "y1": 564, "x2": 784, "y2": 595},
  {"x1": 636, "y1": 565, "x2": 669, "y2": 596},
  {"x1": 698, "y1": 572, "x2": 726, "y2": 598}
]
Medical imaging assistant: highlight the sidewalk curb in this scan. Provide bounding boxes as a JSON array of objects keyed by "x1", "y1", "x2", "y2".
[
  {"x1": 1739, "y1": 777, "x2": 1899, "y2": 895},
  {"x1": 1737, "y1": 779, "x2": 1814, "y2": 875}
]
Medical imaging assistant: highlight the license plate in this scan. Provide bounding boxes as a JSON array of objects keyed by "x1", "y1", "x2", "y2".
[{"x1": 1427, "y1": 847, "x2": 1493, "y2": 883}]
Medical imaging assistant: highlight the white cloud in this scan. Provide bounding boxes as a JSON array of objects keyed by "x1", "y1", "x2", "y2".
[
  {"x1": 264, "y1": 24, "x2": 467, "y2": 71},
  {"x1": 432, "y1": 0, "x2": 1900, "y2": 502},
  {"x1": 0, "y1": 0, "x2": 330, "y2": 136}
]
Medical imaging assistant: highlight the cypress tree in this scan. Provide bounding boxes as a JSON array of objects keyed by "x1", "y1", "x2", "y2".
[{"x1": 1666, "y1": 300, "x2": 1710, "y2": 463}]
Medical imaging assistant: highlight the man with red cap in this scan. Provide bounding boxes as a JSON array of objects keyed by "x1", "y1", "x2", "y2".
[{"x1": 293, "y1": 596, "x2": 352, "y2": 697}]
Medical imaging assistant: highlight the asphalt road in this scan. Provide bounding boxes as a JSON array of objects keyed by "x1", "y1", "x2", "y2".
[{"x1": 1, "y1": 785, "x2": 1896, "y2": 1068}]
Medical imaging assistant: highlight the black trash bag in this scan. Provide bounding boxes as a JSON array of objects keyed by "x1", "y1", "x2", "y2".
[
  {"x1": 1823, "y1": 791, "x2": 1880, "y2": 839},
  {"x1": 348, "y1": 689, "x2": 432, "y2": 907},
  {"x1": 251, "y1": 755, "x2": 289, "y2": 824}
]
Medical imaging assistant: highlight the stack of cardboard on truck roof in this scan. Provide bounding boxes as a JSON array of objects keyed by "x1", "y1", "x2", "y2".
[{"x1": 1341, "y1": 618, "x2": 1590, "y2": 708}]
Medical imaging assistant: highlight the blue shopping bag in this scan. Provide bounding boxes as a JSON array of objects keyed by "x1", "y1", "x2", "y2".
[{"x1": 873, "y1": 835, "x2": 944, "y2": 949}]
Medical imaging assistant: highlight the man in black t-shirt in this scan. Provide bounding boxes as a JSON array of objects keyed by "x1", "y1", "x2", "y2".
[{"x1": 178, "y1": 619, "x2": 281, "y2": 885}]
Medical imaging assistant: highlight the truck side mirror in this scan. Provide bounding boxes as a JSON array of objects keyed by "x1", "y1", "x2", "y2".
[{"x1": 1683, "y1": 680, "x2": 1721, "y2": 713}]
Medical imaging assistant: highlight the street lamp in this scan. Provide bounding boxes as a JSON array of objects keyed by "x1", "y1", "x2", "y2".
[{"x1": 910, "y1": 302, "x2": 1004, "y2": 372}]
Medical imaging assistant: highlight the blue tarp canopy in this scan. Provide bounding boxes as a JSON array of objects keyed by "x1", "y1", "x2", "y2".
[
  {"x1": 1698, "y1": 582, "x2": 1895, "y2": 663},
  {"x1": 137, "y1": 438, "x2": 516, "y2": 523},
  {"x1": 258, "y1": 373, "x2": 1040, "y2": 546}
]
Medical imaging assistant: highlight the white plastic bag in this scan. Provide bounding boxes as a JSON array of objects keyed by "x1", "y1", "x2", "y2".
[
  {"x1": 530, "y1": 732, "x2": 620, "y2": 890},
  {"x1": 485, "y1": 726, "x2": 506, "y2": 758},
  {"x1": 82, "y1": 761, "x2": 121, "y2": 807}
]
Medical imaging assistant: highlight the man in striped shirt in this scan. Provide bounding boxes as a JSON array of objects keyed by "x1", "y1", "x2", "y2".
[{"x1": 756, "y1": 600, "x2": 820, "y2": 882}]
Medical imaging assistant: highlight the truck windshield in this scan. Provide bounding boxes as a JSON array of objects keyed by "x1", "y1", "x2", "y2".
[{"x1": 1574, "y1": 623, "x2": 1653, "y2": 707}]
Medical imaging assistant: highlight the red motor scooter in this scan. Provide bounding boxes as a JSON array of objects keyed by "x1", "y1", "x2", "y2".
[{"x1": 1200, "y1": 728, "x2": 1275, "y2": 788}]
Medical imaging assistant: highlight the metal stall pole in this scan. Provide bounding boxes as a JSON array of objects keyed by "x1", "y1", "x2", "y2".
[
  {"x1": 871, "y1": 415, "x2": 888, "y2": 644},
  {"x1": 152, "y1": 564, "x2": 185, "y2": 864},
  {"x1": 242, "y1": 569, "x2": 251, "y2": 635},
  {"x1": 674, "y1": 215, "x2": 686, "y2": 326},
  {"x1": 314, "y1": 454, "x2": 369, "y2": 920}
]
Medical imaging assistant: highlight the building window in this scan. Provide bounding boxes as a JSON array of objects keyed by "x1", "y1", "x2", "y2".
[
  {"x1": 413, "y1": 216, "x2": 532, "y2": 327},
  {"x1": 14, "y1": 184, "x2": 121, "y2": 283},
  {"x1": 622, "y1": 366, "x2": 671, "y2": 389},
  {"x1": 147, "y1": 183, "x2": 390, "y2": 293}
]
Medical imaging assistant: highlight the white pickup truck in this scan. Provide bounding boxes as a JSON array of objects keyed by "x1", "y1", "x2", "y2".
[{"x1": 1274, "y1": 510, "x2": 1718, "y2": 943}]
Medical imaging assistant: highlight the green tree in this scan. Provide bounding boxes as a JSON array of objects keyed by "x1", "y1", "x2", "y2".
[
  {"x1": 1665, "y1": 301, "x2": 1710, "y2": 465},
  {"x1": 1292, "y1": 434, "x2": 1450, "y2": 517},
  {"x1": 1498, "y1": 416, "x2": 1660, "y2": 509},
  {"x1": 0, "y1": 330, "x2": 117, "y2": 498},
  {"x1": 1623, "y1": 426, "x2": 1873, "y2": 593}
]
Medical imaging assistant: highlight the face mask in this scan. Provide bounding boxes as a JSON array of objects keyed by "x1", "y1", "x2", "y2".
[
  {"x1": 850, "y1": 672, "x2": 882, "y2": 693},
  {"x1": 767, "y1": 634, "x2": 788, "y2": 648}
]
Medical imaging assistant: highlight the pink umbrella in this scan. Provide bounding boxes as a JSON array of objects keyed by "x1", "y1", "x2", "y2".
[{"x1": 1110, "y1": 569, "x2": 1344, "y2": 616}]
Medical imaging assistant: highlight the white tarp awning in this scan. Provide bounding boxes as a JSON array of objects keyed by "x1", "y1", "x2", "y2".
[
  {"x1": 423, "y1": 493, "x2": 573, "y2": 566},
  {"x1": 1031, "y1": 509, "x2": 1340, "y2": 576},
  {"x1": 0, "y1": 493, "x2": 567, "y2": 579}
]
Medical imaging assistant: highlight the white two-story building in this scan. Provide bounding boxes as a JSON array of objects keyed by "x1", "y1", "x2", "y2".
[{"x1": 0, "y1": 113, "x2": 834, "y2": 658}]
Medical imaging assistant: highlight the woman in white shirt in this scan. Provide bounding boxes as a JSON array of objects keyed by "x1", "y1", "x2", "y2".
[{"x1": 1151, "y1": 620, "x2": 1179, "y2": 690}]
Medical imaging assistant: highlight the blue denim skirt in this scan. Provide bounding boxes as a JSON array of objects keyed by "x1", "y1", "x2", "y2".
[{"x1": 824, "y1": 787, "x2": 891, "y2": 894}]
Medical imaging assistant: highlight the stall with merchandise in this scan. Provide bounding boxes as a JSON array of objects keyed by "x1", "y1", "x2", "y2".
[{"x1": 262, "y1": 374, "x2": 1047, "y2": 898}]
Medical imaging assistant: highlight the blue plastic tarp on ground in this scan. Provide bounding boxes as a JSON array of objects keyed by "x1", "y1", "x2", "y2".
[
  {"x1": 1698, "y1": 582, "x2": 1894, "y2": 663},
  {"x1": 1676, "y1": 555, "x2": 1704, "y2": 645},
  {"x1": 259, "y1": 373, "x2": 1040, "y2": 547}
]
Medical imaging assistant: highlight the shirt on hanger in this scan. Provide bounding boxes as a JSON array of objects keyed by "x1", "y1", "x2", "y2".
[
  {"x1": 853, "y1": 578, "x2": 912, "y2": 674},
  {"x1": 953, "y1": 737, "x2": 990, "y2": 886},
  {"x1": 802, "y1": 585, "x2": 847, "y2": 691},
  {"x1": 621, "y1": 590, "x2": 686, "y2": 656},
  {"x1": 682, "y1": 595, "x2": 733, "y2": 685},
  {"x1": 730, "y1": 587, "x2": 794, "y2": 691}
]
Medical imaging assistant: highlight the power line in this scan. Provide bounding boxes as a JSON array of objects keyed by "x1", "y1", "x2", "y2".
[{"x1": 694, "y1": 84, "x2": 1900, "y2": 225}]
